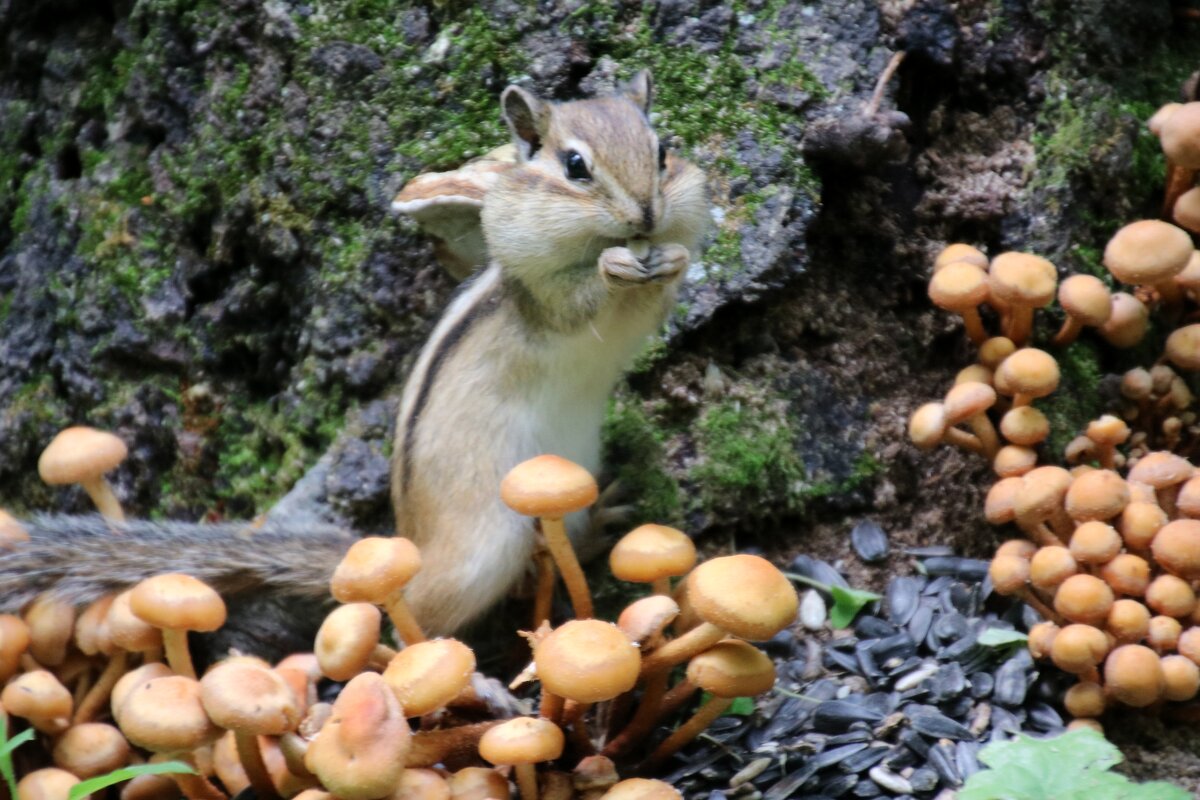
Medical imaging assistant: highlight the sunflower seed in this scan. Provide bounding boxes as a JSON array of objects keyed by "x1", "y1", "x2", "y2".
[
  {"x1": 867, "y1": 766, "x2": 913, "y2": 795},
  {"x1": 812, "y1": 701, "x2": 886, "y2": 732},
  {"x1": 730, "y1": 758, "x2": 773, "y2": 788},
  {"x1": 851, "y1": 520, "x2": 889, "y2": 563},
  {"x1": 906, "y1": 604, "x2": 934, "y2": 644},
  {"x1": 927, "y1": 740, "x2": 961, "y2": 786},
  {"x1": 818, "y1": 772, "x2": 859, "y2": 797},
  {"x1": 790, "y1": 555, "x2": 850, "y2": 593},
  {"x1": 839, "y1": 744, "x2": 889, "y2": 774},
  {"x1": 811, "y1": 743, "x2": 869, "y2": 771},
  {"x1": 909, "y1": 767, "x2": 939, "y2": 793},
  {"x1": 885, "y1": 576, "x2": 923, "y2": 624},
  {"x1": 854, "y1": 615, "x2": 898, "y2": 639},
  {"x1": 909, "y1": 708, "x2": 974, "y2": 740}
]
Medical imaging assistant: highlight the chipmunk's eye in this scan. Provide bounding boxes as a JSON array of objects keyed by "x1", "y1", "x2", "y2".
[
  {"x1": 658, "y1": 141, "x2": 667, "y2": 171},
  {"x1": 563, "y1": 150, "x2": 591, "y2": 181}
]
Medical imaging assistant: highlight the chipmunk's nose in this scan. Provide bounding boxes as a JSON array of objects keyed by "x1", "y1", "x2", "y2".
[{"x1": 639, "y1": 203, "x2": 655, "y2": 233}]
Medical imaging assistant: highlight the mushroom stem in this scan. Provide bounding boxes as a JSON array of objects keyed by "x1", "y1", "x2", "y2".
[
  {"x1": 639, "y1": 623, "x2": 725, "y2": 675},
  {"x1": 161, "y1": 629, "x2": 196, "y2": 680},
  {"x1": 539, "y1": 692, "x2": 565, "y2": 725},
  {"x1": 602, "y1": 670, "x2": 669, "y2": 757},
  {"x1": 1017, "y1": 589, "x2": 1064, "y2": 625},
  {"x1": 1012, "y1": 392, "x2": 1035, "y2": 408},
  {"x1": 368, "y1": 644, "x2": 398, "y2": 671},
  {"x1": 235, "y1": 731, "x2": 278, "y2": 800},
  {"x1": 81, "y1": 476, "x2": 124, "y2": 522},
  {"x1": 651, "y1": 577, "x2": 671, "y2": 596},
  {"x1": 167, "y1": 755, "x2": 228, "y2": 800},
  {"x1": 73, "y1": 651, "x2": 127, "y2": 724},
  {"x1": 1164, "y1": 163, "x2": 1196, "y2": 220},
  {"x1": 642, "y1": 696, "x2": 733, "y2": 772},
  {"x1": 943, "y1": 428, "x2": 985, "y2": 455},
  {"x1": 540, "y1": 516, "x2": 593, "y2": 619},
  {"x1": 532, "y1": 546, "x2": 555, "y2": 628},
  {"x1": 964, "y1": 413, "x2": 1000, "y2": 459},
  {"x1": 656, "y1": 678, "x2": 698, "y2": 722},
  {"x1": 1006, "y1": 308, "x2": 1034, "y2": 347},
  {"x1": 514, "y1": 763, "x2": 539, "y2": 800},
  {"x1": 1052, "y1": 317, "x2": 1084, "y2": 348},
  {"x1": 384, "y1": 594, "x2": 426, "y2": 645},
  {"x1": 961, "y1": 308, "x2": 988, "y2": 345}
]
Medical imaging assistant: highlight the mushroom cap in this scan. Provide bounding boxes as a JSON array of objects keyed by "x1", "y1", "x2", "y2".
[
  {"x1": 534, "y1": 620, "x2": 640, "y2": 703},
  {"x1": 1067, "y1": 521, "x2": 1122, "y2": 565},
  {"x1": 37, "y1": 426, "x2": 128, "y2": 485},
  {"x1": 992, "y1": 445, "x2": 1037, "y2": 479},
  {"x1": 500, "y1": 455, "x2": 599, "y2": 518},
  {"x1": 1148, "y1": 615, "x2": 1183, "y2": 650},
  {"x1": 1127, "y1": 451, "x2": 1194, "y2": 489},
  {"x1": 988, "y1": 555, "x2": 1030, "y2": 596},
  {"x1": 955, "y1": 364, "x2": 994, "y2": 386},
  {"x1": 1149, "y1": 102, "x2": 1183, "y2": 136},
  {"x1": 130, "y1": 573, "x2": 227, "y2": 632},
  {"x1": 1107, "y1": 599, "x2": 1151, "y2": 644},
  {"x1": 1063, "y1": 681, "x2": 1106, "y2": 718},
  {"x1": 685, "y1": 640, "x2": 776, "y2": 698},
  {"x1": 1160, "y1": 102, "x2": 1200, "y2": 168},
  {"x1": 1145, "y1": 574, "x2": 1197, "y2": 618},
  {"x1": 995, "y1": 539, "x2": 1037, "y2": 560},
  {"x1": 330, "y1": 536, "x2": 422, "y2": 604},
  {"x1": 448, "y1": 767, "x2": 511, "y2": 800},
  {"x1": 393, "y1": 769, "x2": 452, "y2": 800},
  {"x1": 908, "y1": 403, "x2": 947, "y2": 450},
  {"x1": 1029, "y1": 546, "x2": 1076, "y2": 592},
  {"x1": 609, "y1": 525, "x2": 696, "y2": 584},
  {"x1": 117, "y1": 675, "x2": 220, "y2": 753},
  {"x1": 52, "y1": 722, "x2": 131, "y2": 779},
  {"x1": 1176, "y1": 251, "x2": 1200, "y2": 289},
  {"x1": 17, "y1": 769, "x2": 80, "y2": 800},
  {"x1": 1057, "y1": 274, "x2": 1112, "y2": 326},
  {"x1": 1103, "y1": 220, "x2": 1193, "y2": 285},
  {"x1": 106, "y1": 589, "x2": 164, "y2": 652},
  {"x1": 1099, "y1": 553, "x2": 1151, "y2": 597},
  {"x1": 1118, "y1": 501, "x2": 1168, "y2": 550},
  {"x1": 75, "y1": 594, "x2": 116, "y2": 657},
  {"x1": 1086, "y1": 415, "x2": 1130, "y2": 447},
  {"x1": 478, "y1": 716, "x2": 564, "y2": 766},
  {"x1": 1166, "y1": 324, "x2": 1200, "y2": 371},
  {"x1": 686, "y1": 554, "x2": 799, "y2": 641},
  {"x1": 1049, "y1": 623, "x2": 1109, "y2": 674},
  {"x1": 1177, "y1": 476, "x2": 1200, "y2": 518},
  {"x1": 978, "y1": 337, "x2": 1016, "y2": 369},
  {"x1": 928, "y1": 262, "x2": 989, "y2": 311},
  {"x1": 1013, "y1": 466, "x2": 1072, "y2": 525},
  {"x1": 599, "y1": 779, "x2": 682, "y2": 800},
  {"x1": 984, "y1": 477, "x2": 1022, "y2": 524},
  {"x1": 988, "y1": 252, "x2": 1057, "y2": 307},
  {"x1": 1064, "y1": 470, "x2": 1129, "y2": 522},
  {"x1": 1027, "y1": 621, "x2": 1059, "y2": 659},
  {"x1": 200, "y1": 659, "x2": 301, "y2": 735},
  {"x1": 1175, "y1": 190, "x2": 1200, "y2": 234},
  {"x1": 996, "y1": 349, "x2": 1059, "y2": 399},
  {"x1": 1099, "y1": 293, "x2": 1149, "y2": 348},
  {"x1": 999, "y1": 406, "x2": 1049, "y2": 446},
  {"x1": 382, "y1": 638, "x2": 476, "y2": 716},
  {"x1": 304, "y1": 672, "x2": 410, "y2": 800},
  {"x1": 316, "y1": 603, "x2": 382, "y2": 682},
  {"x1": 617, "y1": 595, "x2": 680, "y2": 645},
  {"x1": 942, "y1": 382, "x2": 996, "y2": 425},
  {"x1": 934, "y1": 243, "x2": 988, "y2": 270},
  {"x1": 1053, "y1": 574, "x2": 1114, "y2": 626},
  {"x1": 1, "y1": 670, "x2": 72, "y2": 733},
  {"x1": 1161, "y1": 654, "x2": 1200, "y2": 702},
  {"x1": 25, "y1": 594, "x2": 75, "y2": 668},
  {"x1": 1104, "y1": 644, "x2": 1165, "y2": 707}
]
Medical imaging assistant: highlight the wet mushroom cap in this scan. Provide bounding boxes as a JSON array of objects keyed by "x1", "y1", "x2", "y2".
[
  {"x1": 1103, "y1": 220, "x2": 1193, "y2": 285},
  {"x1": 1145, "y1": 574, "x2": 1197, "y2": 618},
  {"x1": 37, "y1": 426, "x2": 128, "y2": 486},
  {"x1": 478, "y1": 717, "x2": 564, "y2": 766},
  {"x1": 499, "y1": 454, "x2": 599, "y2": 517},
  {"x1": 534, "y1": 620, "x2": 640, "y2": 703},
  {"x1": 685, "y1": 554, "x2": 799, "y2": 641},
  {"x1": 130, "y1": 573, "x2": 227, "y2": 632},
  {"x1": 1068, "y1": 522, "x2": 1122, "y2": 565},
  {"x1": 1029, "y1": 546, "x2": 1077, "y2": 591},
  {"x1": 609, "y1": 525, "x2": 696, "y2": 584},
  {"x1": 382, "y1": 638, "x2": 476, "y2": 716},
  {"x1": 1107, "y1": 599, "x2": 1151, "y2": 644}
]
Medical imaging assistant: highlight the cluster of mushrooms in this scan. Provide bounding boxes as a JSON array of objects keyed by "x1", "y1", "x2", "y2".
[
  {"x1": 0, "y1": 431, "x2": 800, "y2": 800},
  {"x1": 909, "y1": 130, "x2": 1200, "y2": 729}
]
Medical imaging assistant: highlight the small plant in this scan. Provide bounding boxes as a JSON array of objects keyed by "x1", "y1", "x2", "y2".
[
  {"x1": 960, "y1": 729, "x2": 1189, "y2": 800},
  {"x1": 786, "y1": 573, "x2": 882, "y2": 628}
]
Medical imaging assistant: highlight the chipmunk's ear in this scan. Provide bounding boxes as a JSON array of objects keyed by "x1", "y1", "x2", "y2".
[
  {"x1": 501, "y1": 86, "x2": 550, "y2": 160},
  {"x1": 622, "y1": 70, "x2": 653, "y2": 114}
]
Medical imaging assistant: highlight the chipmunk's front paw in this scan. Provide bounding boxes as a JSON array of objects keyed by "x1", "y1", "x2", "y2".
[
  {"x1": 644, "y1": 243, "x2": 689, "y2": 283},
  {"x1": 599, "y1": 246, "x2": 649, "y2": 287}
]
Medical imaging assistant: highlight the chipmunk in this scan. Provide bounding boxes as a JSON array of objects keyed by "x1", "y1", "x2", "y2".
[{"x1": 0, "y1": 70, "x2": 708, "y2": 646}]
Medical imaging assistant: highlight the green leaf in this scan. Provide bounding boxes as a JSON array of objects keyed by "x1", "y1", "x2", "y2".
[
  {"x1": 828, "y1": 585, "x2": 882, "y2": 629},
  {"x1": 960, "y1": 730, "x2": 1191, "y2": 800},
  {"x1": 0, "y1": 718, "x2": 33, "y2": 800},
  {"x1": 976, "y1": 628, "x2": 1029, "y2": 648},
  {"x1": 727, "y1": 696, "x2": 755, "y2": 716},
  {"x1": 69, "y1": 761, "x2": 196, "y2": 800}
]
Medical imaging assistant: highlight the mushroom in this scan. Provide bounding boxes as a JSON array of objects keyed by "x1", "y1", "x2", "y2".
[
  {"x1": 933, "y1": 243, "x2": 988, "y2": 271},
  {"x1": 305, "y1": 672, "x2": 411, "y2": 800},
  {"x1": 0, "y1": 614, "x2": 31, "y2": 683},
  {"x1": 393, "y1": 769, "x2": 453, "y2": 800},
  {"x1": 534, "y1": 619, "x2": 640, "y2": 726},
  {"x1": 1049, "y1": 623, "x2": 1109, "y2": 682},
  {"x1": 1107, "y1": 599, "x2": 1151, "y2": 644},
  {"x1": 1117, "y1": 501, "x2": 1167, "y2": 552},
  {"x1": 500, "y1": 455, "x2": 600, "y2": 620},
  {"x1": 1013, "y1": 466, "x2": 1074, "y2": 545},
  {"x1": 1162, "y1": 654, "x2": 1200, "y2": 701},
  {"x1": 38, "y1": 426, "x2": 129, "y2": 521},
  {"x1": 24, "y1": 593, "x2": 75, "y2": 667},
  {"x1": 999, "y1": 406, "x2": 1049, "y2": 448},
  {"x1": 1063, "y1": 681, "x2": 1106, "y2": 719},
  {"x1": 17, "y1": 769, "x2": 81, "y2": 800},
  {"x1": 1053, "y1": 574, "x2": 1114, "y2": 626},
  {"x1": 1128, "y1": 452, "x2": 1194, "y2": 518},
  {"x1": 1173, "y1": 188, "x2": 1200, "y2": 233},
  {"x1": 995, "y1": 348, "x2": 1059, "y2": 407},
  {"x1": 1026, "y1": 621, "x2": 1059, "y2": 659},
  {"x1": 0, "y1": 510, "x2": 29, "y2": 548},
  {"x1": 942, "y1": 382, "x2": 1000, "y2": 458},
  {"x1": 641, "y1": 640, "x2": 775, "y2": 770},
  {"x1": 992, "y1": 445, "x2": 1038, "y2": 478},
  {"x1": 609, "y1": 524, "x2": 696, "y2": 596},
  {"x1": 478, "y1": 717, "x2": 564, "y2": 800},
  {"x1": 130, "y1": 573, "x2": 227, "y2": 679},
  {"x1": 1098, "y1": 293, "x2": 1149, "y2": 348},
  {"x1": 201, "y1": 659, "x2": 302, "y2": 799},
  {"x1": 908, "y1": 402, "x2": 984, "y2": 455},
  {"x1": 52, "y1": 722, "x2": 131, "y2": 779},
  {"x1": 1028, "y1": 546, "x2": 1077, "y2": 593},
  {"x1": 1147, "y1": 615, "x2": 1183, "y2": 653},
  {"x1": 1158, "y1": 102, "x2": 1200, "y2": 218},
  {"x1": 989, "y1": 555, "x2": 1061, "y2": 623},
  {"x1": 330, "y1": 536, "x2": 425, "y2": 645},
  {"x1": 1104, "y1": 644, "x2": 1165, "y2": 707},
  {"x1": 1166, "y1": 324, "x2": 1200, "y2": 371},
  {"x1": 639, "y1": 554, "x2": 798, "y2": 674},
  {"x1": 2, "y1": 669, "x2": 72, "y2": 734},
  {"x1": 1103, "y1": 219, "x2": 1193, "y2": 305},
  {"x1": 1085, "y1": 415, "x2": 1130, "y2": 469},
  {"x1": 381, "y1": 637, "x2": 477, "y2": 717},
  {"x1": 1067, "y1": 521, "x2": 1122, "y2": 567},
  {"x1": 449, "y1": 768, "x2": 512, "y2": 800},
  {"x1": 928, "y1": 261, "x2": 990, "y2": 344},
  {"x1": 1064, "y1": 470, "x2": 1129, "y2": 524},
  {"x1": 315, "y1": 603, "x2": 394, "y2": 681},
  {"x1": 1144, "y1": 574, "x2": 1196, "y2": 618},
  {"x1": 1052, "y1": 274, "x2": 1111, "y2": 346},
  {"x1": 987, "y1": 252, "x2": 1057, "y2": 345},
  {"x1": 598, "y1": 780, "x2": 681, "y2": 800},
  {"x1": 1099, "y1": 554, "x2": 1151, "y2": 597}
]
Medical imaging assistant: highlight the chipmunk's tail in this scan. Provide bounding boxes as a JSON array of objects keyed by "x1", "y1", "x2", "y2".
[{"x1": 0, "y1": 514, "x2": 360, "y2": 612}]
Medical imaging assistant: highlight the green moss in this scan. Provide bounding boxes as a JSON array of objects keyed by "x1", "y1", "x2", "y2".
[
  {"x1": 602, "y1": 394, "x2": 683, "y2": 525},
  {"x1": 1036, "y1": 339, "x2": 1105, "y2": 460},
  {"x1": 693, "y1": 396, "x2": 805, "y2": 515}
]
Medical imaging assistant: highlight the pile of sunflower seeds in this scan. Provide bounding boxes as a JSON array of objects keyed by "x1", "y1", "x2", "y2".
[{"x1": 659, "y1": 526, "x2": 1069, "y2": 800}]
